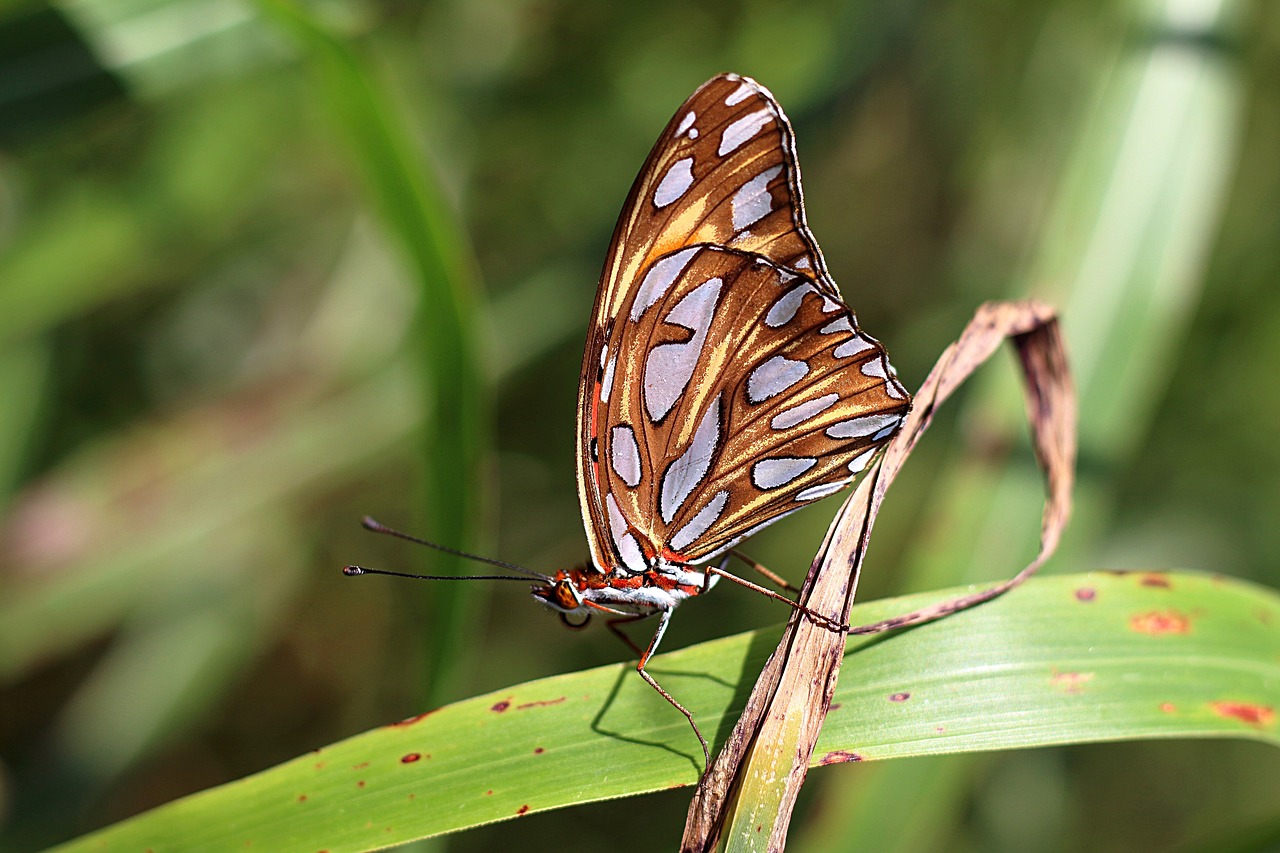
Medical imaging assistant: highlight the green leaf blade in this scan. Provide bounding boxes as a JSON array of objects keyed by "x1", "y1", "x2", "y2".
[
  {"x1": 49, "y1": 571, "x2": 1280, "y2": 852},
  {"x1": 818, "y1": 572, "x2": 1278, "y2": 763}
]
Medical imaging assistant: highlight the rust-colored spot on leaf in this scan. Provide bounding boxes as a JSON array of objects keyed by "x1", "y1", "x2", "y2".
[
  {"x1": 1051, "y1": 669, "x2": 1094, "y2": 694},
  {"x1": 517, "y1": 804, "x2": 530, "y2": 816},
  {"x1": 888, "y1": 692, "x2": 910, "y2": 702},
  {"x1": 388, "y1": 711, "x2": 436, "y2": 728},
  {"x1": 1211, "y1": 701, "x2": 1275, "y2": 728},
  {"x1": 400, "y1": 753, "x2": 423, "y2": 764},
  {"x1": 1160, "y1": 702, "x2": 1176, "y2": 713},
  {"x1": 517, "y1": 696, "x2": 567, "y2": 710},
  {"x1": 408, "y1": 793, "x2": 416, "y2": 800},
  {"x1": 485, "y1": 790, "x2": 493, "y2": 796},
  {"x1": 533, "y1": 747, "x2": 545, "y2": 754},
  {"x1": 357, "y1": 780, "x2": 366, "y2": 788},
  {"x1": 352, "y1": 761, "x2": 369, "y2": 770},
  {"x1": 1074, "y1": 586, "x2": 1096, "y2": 602},
  {"x1": 819, "y1": 750, "x2": 863, "y2": 765},
  {"x1": 297, "y1": 794, "x2": 307, "y2": 802},
  {"x1": 491, "y1": 700, "x2": 512, "y2": 713},
  {"x1": 1140, "y1": 574, "x2": 1171, "y2": 588},
  {"x1": 1129, "y1": 609, "x2": 1192, "y2": 634},
  {"x1": 313, "y1": 761, "x2": 325, "y2": 770}
]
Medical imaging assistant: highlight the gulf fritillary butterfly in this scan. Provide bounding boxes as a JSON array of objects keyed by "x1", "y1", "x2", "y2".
[{"x1": 348, "y1": 73, "x2": 910, "y2": 763}]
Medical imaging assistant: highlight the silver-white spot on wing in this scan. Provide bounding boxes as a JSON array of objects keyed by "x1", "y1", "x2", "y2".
[
  {"x1": 746, "y1": 355, "x2": 808, "y2": 404},
  {"x1": 725, "y1": 81, "x2": 753, "y2": 106},
  {"x1": 676, "y1": 111, "x2": 696, "y2": 136},
  {"x1": 668, "y1": 490, "x2": 729, "y2": 552},
  {"x1": 731, "y1": 166, "x2": 782, "y2": 231},
  {"x1": 860, "y1": 350, "x2": 890, "y2": 379},
  {"x1": 834, "y1": 334, "x2": 874, "y2": 359},
  {"x1": 653, "y1": 157, "x2": 695, "y2": 208},
  {"x1": 764, "y1": 281, "x2": 815, "y2": 328},
  {"x1": 820, "y1": 317, "x2": 853, "y2": 335},
  {"x1": 616, "y1": 534, "x2": 647, "y2": 575},
  {"x1": 848, "y1": 447, "x2": 878, "y2": 474},
  {"x1": 659, "y1": 394, "x2": 721, "y2": 524},
  {"x1": 600, "y1": 353, "x2": 617, "y2": 403},
  {"x1": 610, "y1": 425, "x2": 642, "y2": 488},
  {"x1": 770, "y1": 392, "x2": 839, "y2": 430},
  {"x1": 751, "y1": 457, "x2": 817, "y2": 490},
  {"x1": 644, "y1": 276, "x2": 722, "y2": 422},
  {"x1": 826, "y1": 413, "x2": 902, "y2": 439},
  {"x1": 719, "y1": 109, "x2": 773, "y2": 156},
  {"x1": 607, "y1": 493, "x2": 648, "y2": 574},
  {"x1": 796, "y1": 480, "x2": 849, "y2": 502},
  {"x1": 631, "y1": 247, "x2": 699, "y2": 322},
  {"x1": 794, "y1": 257, "x2": 811, "y2": 269}
]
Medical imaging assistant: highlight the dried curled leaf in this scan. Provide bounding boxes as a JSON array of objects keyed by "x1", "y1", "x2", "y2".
[{"x1": 683, "y1": 300, "x2": 1077, "y2": 851}]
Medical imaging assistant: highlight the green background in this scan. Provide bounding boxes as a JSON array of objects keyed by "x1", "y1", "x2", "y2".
[{"x1": 1, "y1": 0, "x2": 1277, "y2": 850}]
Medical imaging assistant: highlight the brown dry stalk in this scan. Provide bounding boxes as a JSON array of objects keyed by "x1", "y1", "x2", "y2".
[{"x1": 682, "y1": 300, "x2": 1077, "y2": 851}]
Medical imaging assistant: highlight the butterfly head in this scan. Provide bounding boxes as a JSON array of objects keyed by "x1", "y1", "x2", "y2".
[{"x1": 530, "y1": 568, "x2": 593, "y2": 629}]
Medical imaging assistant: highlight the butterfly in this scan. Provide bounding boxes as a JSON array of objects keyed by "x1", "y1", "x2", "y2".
[
  {"x1": 349, "y1": 73, "x2": 910, "y2": 764},
  {"x1": 533, "y1": 73, "x2": 909, "y2": 757}
]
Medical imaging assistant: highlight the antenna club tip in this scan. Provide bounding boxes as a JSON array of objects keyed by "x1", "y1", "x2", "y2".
[
  {"x1": 360, "y1": 516, "x2": 381, "y2": 531},
  {"x1": 343, "y1": 565, "x2": 365, "y2": 576}
]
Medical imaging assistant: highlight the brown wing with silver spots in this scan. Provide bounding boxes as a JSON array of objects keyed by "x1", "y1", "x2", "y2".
[
  {"x1": 575, "y1": 73, "x2": 911, "y2": 574},
  {"x1": 583, "y1": 246, "x2": 908, "y2": 570}
]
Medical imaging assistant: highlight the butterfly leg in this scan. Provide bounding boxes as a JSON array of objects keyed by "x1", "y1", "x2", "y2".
[
  {"x1": 615, "y1": 607, "x2": 711, "y2": 766},
  {"x1": 706, "y1": 563, "x2": 846, "y2": 632},
  {"x1": 728, "y1": 549, "x2": 799, "y2": 593},
  {"x1": 605, "y1": 612, "x2": 654, "y2": 657}
]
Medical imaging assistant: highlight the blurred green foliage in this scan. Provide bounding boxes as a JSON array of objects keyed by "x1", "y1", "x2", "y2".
[{"x1": 1, "y1": 0, "x2": 1277, "y2": 851}]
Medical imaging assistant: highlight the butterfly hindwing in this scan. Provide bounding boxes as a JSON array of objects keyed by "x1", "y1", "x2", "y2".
[{"x1": 591, "y1": 246, "x2": 908, "y2": 568}]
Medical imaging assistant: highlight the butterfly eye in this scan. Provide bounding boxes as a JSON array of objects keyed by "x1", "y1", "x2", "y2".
[{"x1": 553, "y1": 580, "x2": 581, "y2": 611}]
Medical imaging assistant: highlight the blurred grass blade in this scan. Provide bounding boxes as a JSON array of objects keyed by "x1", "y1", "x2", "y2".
[
  {"x1": 0, "y1": 340, "x2": 49, "y2": 497},
  {"x1": 258, "y1": 0, "x2": 489, "y2": 705},
  {"x1": 47, "y1": 571, "x2": 1280, "y2": 852},
  {"x1": 0, "y1": 368, "x2": 416, "y2": 681}
]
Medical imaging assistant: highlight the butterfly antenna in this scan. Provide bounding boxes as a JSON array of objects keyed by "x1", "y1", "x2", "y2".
[{"x1": 351, "y1": 516, "x2": 554, "y2": 583}]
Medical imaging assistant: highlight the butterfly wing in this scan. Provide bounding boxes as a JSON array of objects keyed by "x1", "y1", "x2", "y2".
[
  {"x1": 576, "y1": 74, "x2": 909, "y2": 574},
  {"x1": 597, "y1": 74, "x2": 838, "y2": 319}
]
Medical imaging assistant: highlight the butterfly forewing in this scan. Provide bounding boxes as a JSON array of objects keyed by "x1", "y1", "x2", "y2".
[
  {"x1": 596, "y1": 74, "x2": 838, "y2": 325},
  {"x1": 576, "y1": 73, "x2": 910, "y2": 576}
]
